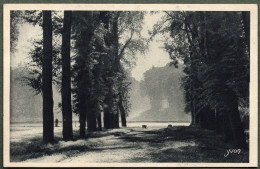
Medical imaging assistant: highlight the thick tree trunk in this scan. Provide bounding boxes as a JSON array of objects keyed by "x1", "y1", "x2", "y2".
[
  {"x1": 76, "y1": 12, "x2": 95, "y2": 137},
  {"x1": 226, "y1": 91, "x2": 247, "y2": 148},
  {"x1": 104, "y1": 104, "x2": 114, "y2": 129},
  {"x1": 199, "y1": 111, "x2": 206, "y2": 128},
  {"x1": 78, "y1": 70, "x2": 87, "y2": 138},
  {"x1": 42, "y1": 11, "x2": 54, "y2": 143},
  {"x1": 205, "y1": 108, "x2": 215, "y2": 130},
  {"x1": 104, "y1": 83, "x2": 114, "y2": 129},
  {"x1": 79, "y1": 107, "x2": 86, "y2": 138},
  {"x1": 223, "y1": 111, "x2": 233, "y2": 142},
  {"x1": 215, "y1": 111, "x2": 224, "y2": 134},
  {"x1": 61, "y1": 11, "x2": 73, "y2": 141},
  {"x1": 103, "y1": 108, "x2": 110, "y2": 129},
  {"x1": 87, "y1": 116, "x2": 97, "y2": 131},
  {"x1": 86, "y1": 104, "x2": 97, "y2": 132}
]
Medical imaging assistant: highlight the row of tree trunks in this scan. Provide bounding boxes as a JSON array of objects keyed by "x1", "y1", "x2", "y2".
[
  {"x1": 184, "y1": 12, "x2": 247, "y2": 148},
  {"x1": 76, "y1": 12, "x2": 96, "y2": 134}
]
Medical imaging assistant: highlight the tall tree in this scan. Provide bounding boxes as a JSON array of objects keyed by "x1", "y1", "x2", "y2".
[
  {"x1": 72, "y1": 11, "x2": 97, "y2": 136},
  {"x1": 153, "y1": 11, "x2": 248, "y2": 148},
  {"x1": 42, "y1": 11, "x2": 54, "y2": 143},
  {"x1": 101, "y1": 11, "x2": 146, "y2": 128},
  {"x1": 61, "y1": 11, "x2": 73, "y2": 141}
]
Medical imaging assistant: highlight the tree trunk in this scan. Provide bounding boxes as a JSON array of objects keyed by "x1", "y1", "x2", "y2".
[
  {"x1": 97, "y1": 114, "x2": 102, "y2": 131},
  {"x1": 190, "y1": 99, "x2": 195, "y2": 126},
  {"x1": 205, "y1": 108, "x2": 215, "y2": 130},
  {"x1": 113, "y1": 112, "x2": 119, "y2": 128},
  {"x1": 103, "y1": 82, "x2": 114, "y2": 129},
  {"x1": 223, "y1": 111, "x2": 233, "y2": 142},
  {"x1": 190, "y1": 98, "x2": 197, "y2": 125},
  {"x1": 42, "y1": 11, "x2": 54, "y2": 143},
  {"x1": 103, "y1": 107, "x2": 110, "y2": 129},
  {"x1": 119, "y1": 94, "x2": 127, "y2": 127},
  {"x1": 61, "y1": 11, "x2": 73, "y2": 141},
  {"x1": 79, "y1": 107, "x2": 86, "y2": 138},
  {"x1": 242, "y1": 11, "x2": 250, "y2": 54},
  {"x1": 76, "y1": 12, "x2": 95, "y2": 137},
  {"x1": 199, "y1": 111, "x2": 206, "y2": 128},
  {"x1": 86, "y1": 104, "x2": 97, "y2": 132},
  {"x1": 226, "y1": 91, "x2": 247, "y2": 148},
  {"x1": 87, "y1": 116, "x2": 97, "y2": 131},
  {"x1": 215, "y1": 111, "x2": 224, "y2": 134}
]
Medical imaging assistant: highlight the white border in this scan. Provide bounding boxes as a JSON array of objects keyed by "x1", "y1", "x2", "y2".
[{"x1": 3, "y1": 4, "x2": 258, "y2": 167}]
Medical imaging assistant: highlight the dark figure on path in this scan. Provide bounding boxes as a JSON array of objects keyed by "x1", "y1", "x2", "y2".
[
  {"x1": 142, "y1": 125, "x2": 147, "y2": 129},
  {"x1": 55, "y1": 119, "x2": 59, "y2": 127}
]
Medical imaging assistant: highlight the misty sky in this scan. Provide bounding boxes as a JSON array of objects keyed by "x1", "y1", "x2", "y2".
[
  {"x1": 11, "y1": 12, "x2": 171, "y2": 81},
  {"x1": 131, "y1": 12, "x2": 171, "y2": 81}
]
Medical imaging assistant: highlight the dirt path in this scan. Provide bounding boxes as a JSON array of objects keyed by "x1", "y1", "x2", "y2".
[{"x1": 10, "y1": 127, "x2": 249, "y2": 163}]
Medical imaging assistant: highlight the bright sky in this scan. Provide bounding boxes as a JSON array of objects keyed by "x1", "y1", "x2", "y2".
[
  {"x1": 12, "y1": 12, "x2": 171, "y2": 81},
  {"x1": 131, "y1": 12, "x2": 171, "y2": 81}
]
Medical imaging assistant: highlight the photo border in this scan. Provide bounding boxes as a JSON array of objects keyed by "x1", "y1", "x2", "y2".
[{"x1": 2, "y1": 2, "x2": 259, "y2": 168}]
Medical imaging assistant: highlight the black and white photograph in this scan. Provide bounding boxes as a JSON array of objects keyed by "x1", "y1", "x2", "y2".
[{"x1": 3, "y1": 4, "x2": 258, "y2": 167}]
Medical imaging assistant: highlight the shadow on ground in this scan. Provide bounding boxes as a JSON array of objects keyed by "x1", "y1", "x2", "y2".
[{"x1": 10, "y1": 126, "x2": 249, "y2": 163}]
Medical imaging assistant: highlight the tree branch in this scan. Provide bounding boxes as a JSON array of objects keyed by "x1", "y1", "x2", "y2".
[{"x1": 118, "y1": 29, "x2": 134, "y2": 58}]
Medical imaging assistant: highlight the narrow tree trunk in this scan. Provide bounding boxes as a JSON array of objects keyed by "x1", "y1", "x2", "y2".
[
  {"x1": 97, "y1": 114, "x2": 102, "y2": 130},
  {"x1": 190, "y1": 98, "x2": 197, "y2": 125},
  {"x1": 190, "y1": 99, "x2": 195, "y2": 126},
  {"x1": 119, "y1": 94, "x2": 127, "y2": 127},
  {"x1": 103, "y1": 108, "x2": 110, "y2": 129},
  {"x1": 113, "y1": 112, "x2": 119, "y2": 128},
  {"x1": 199, "y1": 111, "x2": 205, "y2": 128},
  {"x1": 61, "y1": 11, "x2": 73, "y2": 141},
  {"x1": 42, "y1": 11, "x2": 54, "y2": 143},
  {"x1": 242, "y1": 11, "x2": 250, "y2": 54}
]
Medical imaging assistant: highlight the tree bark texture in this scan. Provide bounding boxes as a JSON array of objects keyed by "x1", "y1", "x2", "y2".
[
  {"x1": 76, "y1": 12, "x2": 95, "y2": 137},
  {"x1": 242, "y1": 11, "x2": 250, "y2": 54},
  {"x1": 119, "y1": 94, "x2": 127, "y2": 127},
  {"x1": 97, "y1": 114, "x2": 102, "y2": 131},
  {"x1": 42, "y1": 11, "x2": 54, "y2": 143},
  {"x1": 61, "y1": 11, "x2": 73, "y2": 141},
  {"x1": 226, "y1": 91, "x2": 247, "y2": 148}
]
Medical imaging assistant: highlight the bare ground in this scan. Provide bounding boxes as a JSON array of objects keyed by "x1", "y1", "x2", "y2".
[{"x1": 10, "y1": 126, "x2": 249, "y2": 163}]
